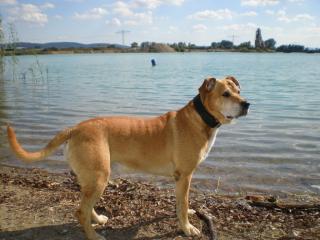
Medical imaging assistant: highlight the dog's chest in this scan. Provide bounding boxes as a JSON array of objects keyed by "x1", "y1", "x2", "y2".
[{"x1": 200, "y1": 130, "x2": 218, "y2": 162}]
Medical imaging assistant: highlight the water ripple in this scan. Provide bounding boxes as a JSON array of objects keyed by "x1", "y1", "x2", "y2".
[{"x1": 1, "y1": 52, "x2": 320, "y2": 195}]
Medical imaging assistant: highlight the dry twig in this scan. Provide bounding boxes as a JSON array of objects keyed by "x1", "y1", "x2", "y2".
[{"x1": 196, "y1": 209, "x2": 217, "y2": 240}]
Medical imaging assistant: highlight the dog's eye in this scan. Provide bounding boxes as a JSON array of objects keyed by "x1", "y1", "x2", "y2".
[{"x1": 222, "y1": 91, "x2": 231, "y2": 97}]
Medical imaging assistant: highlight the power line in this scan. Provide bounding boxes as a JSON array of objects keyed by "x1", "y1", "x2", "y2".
[{"x1": 116, "y1": 30, "x2": 130, "y2": 45}]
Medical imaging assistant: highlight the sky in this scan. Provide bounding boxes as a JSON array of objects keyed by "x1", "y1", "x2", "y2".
[{"x1": 0, "y1": 0, "x2": 319, "y2": 47}]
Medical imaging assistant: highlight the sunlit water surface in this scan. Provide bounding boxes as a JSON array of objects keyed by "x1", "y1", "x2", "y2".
[{"x1": 0, "y1": 52, "x2": 319, "y2": 195}]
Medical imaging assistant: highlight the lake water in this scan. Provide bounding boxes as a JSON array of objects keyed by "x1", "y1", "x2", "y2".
[{"x1": 0, "y1": 52, "x2": 319, "y2": 195}]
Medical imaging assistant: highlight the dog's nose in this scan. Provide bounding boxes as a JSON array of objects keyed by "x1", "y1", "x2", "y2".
[{"x1": 241, "y1": 101, "x2": 250, "y2": 109}]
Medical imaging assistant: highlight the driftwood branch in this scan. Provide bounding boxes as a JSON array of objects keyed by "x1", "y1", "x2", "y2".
[
  {"x1": 246, "y1": 195, "x2": 320, "y2": 212},
  {"x1": 196, "y1": 209, "x2": 216, "y2": 240}
]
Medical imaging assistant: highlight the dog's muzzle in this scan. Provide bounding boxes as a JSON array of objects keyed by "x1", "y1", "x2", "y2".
[{"x1": 240, "y1": 101, "x2": 250, "y2": 116}]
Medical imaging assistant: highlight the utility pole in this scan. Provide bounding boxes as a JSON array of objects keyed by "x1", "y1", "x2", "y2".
[
  {"x1": 228, "y1": 34, "x2": 239, "y2": 45},
  {"x1": 116, "y1": 30, "x2": 130, "y2": 45}
]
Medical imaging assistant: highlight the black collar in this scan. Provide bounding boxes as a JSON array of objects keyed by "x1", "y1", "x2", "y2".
[{"x1": 192, "y1": 94, "x2": 221, "y2": 128}]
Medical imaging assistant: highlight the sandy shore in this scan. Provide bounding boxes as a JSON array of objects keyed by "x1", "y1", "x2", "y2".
[{"x1": 0, "y1": 166, "x2": 319, "y2": 240}]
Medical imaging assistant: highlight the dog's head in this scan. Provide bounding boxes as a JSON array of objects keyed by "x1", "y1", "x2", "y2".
[{"x1": 198, "y1": 76, "x2": 250, "y2": 124}]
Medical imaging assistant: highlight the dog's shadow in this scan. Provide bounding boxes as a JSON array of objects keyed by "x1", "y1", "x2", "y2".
[{"x1": 0, "y1": 216, "x2": 181, "y2": 240}]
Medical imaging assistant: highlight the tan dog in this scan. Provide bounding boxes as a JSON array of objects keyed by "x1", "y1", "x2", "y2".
[{"x1": 7, "y1": 76, "x2": 249, "y2": 240}]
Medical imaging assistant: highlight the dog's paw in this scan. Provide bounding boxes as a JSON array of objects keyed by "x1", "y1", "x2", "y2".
[
  {"x1": 188, "y1": 209, "x2": 196, "y2": 215},
  {"x1": 182, "y1": 223, "x2": 201, "y2": 236},
  {"x1": 92, "y1": 213, "x2": 108, "y2": 225},
  {"x1": 95, "y1": 215, "x2": 108, "y2": 225}
]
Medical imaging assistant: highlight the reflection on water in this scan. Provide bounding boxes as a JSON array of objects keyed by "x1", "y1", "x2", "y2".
[
  {"x1": 0, "y1": 70, "x2": 7, "y2": 153},
  {"x1": 0, "y1": 52, "x2": 320, "y2": 195}
]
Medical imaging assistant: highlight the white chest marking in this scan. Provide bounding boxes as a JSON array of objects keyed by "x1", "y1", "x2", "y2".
[{"x1": 201, "y1": 130, "x2": 218, "y2": 162}]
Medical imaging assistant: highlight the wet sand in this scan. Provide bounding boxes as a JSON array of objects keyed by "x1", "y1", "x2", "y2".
[{"x1": 0, "y1": 166, "x2": 319, "y2": 240}]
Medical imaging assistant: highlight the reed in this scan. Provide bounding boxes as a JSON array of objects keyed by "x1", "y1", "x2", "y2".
[
  {"x1": 7, "y1": 22, "x2": 19, "y2": 81},
  {"x1": 0, "y1": 17, "x2": 48, "y2": 84},
  {"x1": 0, "y1": 16, "x2": 5, "y2": 75}
]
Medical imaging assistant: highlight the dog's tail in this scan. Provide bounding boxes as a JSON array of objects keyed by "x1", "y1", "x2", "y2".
[{"x1": 7, "y1": 124, "x2": 74, "y2": 163}]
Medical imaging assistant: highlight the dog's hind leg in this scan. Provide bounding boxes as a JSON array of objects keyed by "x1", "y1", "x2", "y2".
[
  {"x1": 76, "y1": 176, "x2": 108, "y2": 240},
  {"x1": 70, "y1": 141, "x2": 110, "y2": 240}
]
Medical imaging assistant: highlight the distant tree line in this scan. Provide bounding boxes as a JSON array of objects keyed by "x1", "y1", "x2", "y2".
[
  {"x1": 210, "y1": 38, "x2": 276, "y2": 50},
  {"x1": 276, "y1": 44, "x2": 320, "y2": 53},
  {"x1": 130, "y1": 40, "x2": 320, "y2": 53},
  {"x1": 131, "y1": 28, "x2": 320, "y2": 53}
]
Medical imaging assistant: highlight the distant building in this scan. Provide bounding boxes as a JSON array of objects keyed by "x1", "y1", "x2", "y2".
[
  {"x1": 255, "y1": 28, "x2": 265, "y2": 48},
  {"x1": 141, "y1": 42, "x2": 151, "y2": 49}
]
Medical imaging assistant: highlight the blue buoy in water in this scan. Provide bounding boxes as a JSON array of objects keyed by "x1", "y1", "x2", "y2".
[{"x1": 151, "y1": 59, "x2": 156, "y2": 67}]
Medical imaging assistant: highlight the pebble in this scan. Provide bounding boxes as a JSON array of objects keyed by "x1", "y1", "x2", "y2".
[{"x1": 60, "y1": 229, "x2": 68, "y2": 235}]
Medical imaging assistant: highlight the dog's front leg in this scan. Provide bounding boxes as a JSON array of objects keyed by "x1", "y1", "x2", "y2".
[{"x1": 175, "y1": 173, "x2": 200, "y2": 236}]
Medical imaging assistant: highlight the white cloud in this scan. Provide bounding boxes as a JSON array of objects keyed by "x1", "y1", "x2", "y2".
[
  {"x1": 74, "y1": 7, "x2": 108, "y2": 20},
  {"x1": 276, "y1": 10, "x2": 314, "y2": 23},
  {"x1": 112, "y1": 0, "x2": 184, "y2": 17},
  {"x1": 41, "y1": 3, "x2": 54, "y2": 9},
  {"x1": 169, "y1": 26, "x2": 178, "y2": 31},
  {"x1": 132, "y1": 0, "x2": 184, "y2": 9},
  {"x1": 133, "y1": 0, "x2": 160, "y2": 9},
  {"x1": 123, "y1": 20, "x2": 137, "y2": 26},
  {"x1": 192, "y1": 24, "x2": 207, "y2": 32},
  {"x1": 8, "y1": 4, "x2": 48, "y2": 25},
  {"x1": 112, "y1": 18, "x2": 122, "y2": 26},
  {"x1": 112, "y1": 2, "x2": 153, "y2": 26},
  {"x1": 188, "y1": 9, "x2": 234, "y2": 20},
  {"x1": 259, "y1": 25, "x2": 283, "y2": 33},
  {"x1": 134, "y1": 11, "x2": 152, "y2": 23},
  {"x1": 294, "y1": 14, "x2": 314, "y2": 21},
  {"x1": 265, "y1": 9, "x2": 274, "y2": 15},
  {"x1": 241, "y1": 11, "x2": 258, "y2": 16},
  {"x1": 219, "y1": 22, "x2": 258, "y2": 32},
  {"x1": 66, "y1": 0, "x2": 85, "y2": 2},
  {"x1": 54, "y1": 15, "x2": 63, "y2": 20},
  {"x1": 168, "y1": 0, "x2": 184, "y2": 5},
  {"x1": 106, "y1": 17, "x2": 122, "y2": 27},
  {"x1": 241, "y1": 0, "x2": 279, "y2": 7},
  {"x1": 124, "y1": 11, "x2": 153, "y2": 25},
  {"x1": 277, "y1": 10, "x2": 291, "y2": 22},
  {"x1": 110, "y1": 0, "x2": 182, "y2": 27},
  {"x1": 306, "y1": 26, "x2": 320, "y2": 34},
  {"x1": 268, "y1": 26, "x2": 319, "y2": 47},
  {"x1": 113, "y1": 1, "x2": 133, "y2": 17},
  {"x1": 288, "y1": 0, "x2": 304, "y2": 2},
  {"x1": 0, "y1": 0, "x2": 17, "y2": 4}
]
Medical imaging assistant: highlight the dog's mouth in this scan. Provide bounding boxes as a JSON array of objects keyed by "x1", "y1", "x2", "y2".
[
  {"x1": 227, "y1": 111, "x2": 248, "y2": 120},
  {"x1": 225, "y1": 104, "x2": 250, "y2": 120},
  {"x1": 241, "y1": 108, "x2": 249, "y2": 117}
]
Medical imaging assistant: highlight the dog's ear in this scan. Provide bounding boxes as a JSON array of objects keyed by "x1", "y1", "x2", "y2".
[
  {"x1": 226, "y1": 76, "x2": 240, "y2": 89},
  {"x1": 199, "y1": 77, "x2": 216, "y2": 94}
]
